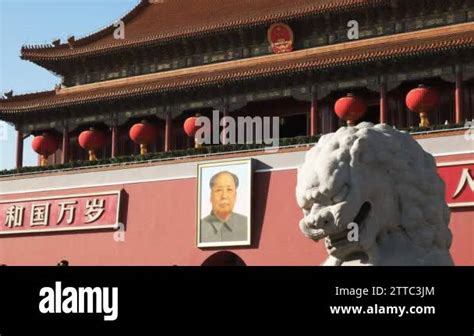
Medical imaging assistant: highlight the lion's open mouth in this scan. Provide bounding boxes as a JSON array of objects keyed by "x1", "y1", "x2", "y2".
[{"x1": 326, "y1": 201, "x2": 371, "y2": 252}]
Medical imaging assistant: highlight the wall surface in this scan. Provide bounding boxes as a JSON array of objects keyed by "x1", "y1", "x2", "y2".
[{"x1": 0, "y1": 134, "x2": 472, "y2": 265}]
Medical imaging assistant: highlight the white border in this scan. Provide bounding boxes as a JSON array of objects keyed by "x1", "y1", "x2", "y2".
[
  {"x1": 0, "y1": 190, "x2": 121, "y2": 204},
  {"x1": 436, "y1": 160, "x2": 474, "y2": 167},
  {"x1": 448, "y1": 202, "x2": 474, "y2": 208},
  {"x1": 0, "y1": 224, "x2": 119, "y2": 236},
  {"x1": 432, "y1": 150, "x2": 474, "y2": 157},
  {"x1": 196, "y1": 158, "x2": 252, "y2": 248},
  {"x1": 0, "y1": 150, "x2": 471, "y2": 196},
  {"x1": 0, "y1": 167, "x2": 299, "y2": 196}
]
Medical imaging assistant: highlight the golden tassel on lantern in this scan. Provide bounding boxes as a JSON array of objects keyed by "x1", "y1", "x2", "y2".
[
  {"x1": 140, "y1": 143, "x2": 148, "y2": 155},
  {"x1": 419, "y1": 112, "x2": 430, "y2": 127},
  {"x1": 406, "y1": 85, "x2": 438, "y2": 128},
  {"x1": 88, "y1": 150, "x2": 97, "y2": 161},
  {"x1": 40, "y1": 155, "x2": 47, "y2": 167}
]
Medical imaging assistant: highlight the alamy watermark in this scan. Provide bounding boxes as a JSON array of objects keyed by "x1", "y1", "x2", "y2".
[
  {"x1": 464, "y1": 120, "x2": 474, "y2": 141},
  {"x1": 0, "y1": 122, "x2": 8, "y2": 142},
  {"x1": 113, "y1": 222, "x2": 126, "y2": 242},
  {"x1": 194, "y1": 109, "x2": 280, "y2": 152},
  {"x1": 39, "y1": 281, "x2": 118, "y2": 321},
  {"x1": 346, "y1": 222, "x2": 359, "y2": 242},
  {"x1": 113, "y1": 20, "x2": 125, "y2": 40},
  {"x1": 0, "y1": 125, "x2": 7, "y2": 141},
  {"x1": 347, "y1": 20, "x2": 359, "y2": 40}
]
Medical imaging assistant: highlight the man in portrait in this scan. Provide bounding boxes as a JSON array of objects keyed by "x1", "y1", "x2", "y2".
[{"x1": 200, "y1": 171, "x2": 248, "y2": 243}]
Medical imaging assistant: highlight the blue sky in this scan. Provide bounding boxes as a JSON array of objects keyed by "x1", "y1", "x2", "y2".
[{"x1": 0, "y1": 0, "x2": 137, "y2": 170}]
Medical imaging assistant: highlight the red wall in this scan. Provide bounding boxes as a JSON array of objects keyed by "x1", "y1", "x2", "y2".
[
  {"x1": 0, "y1": 162, "x2": 472, "y2": 266},
  {"x1": 449, "y1": 208, "x2": 473, "y2": 265},
  {"x1": 0, "y1": 170, "x2": 325, "y2": 266},
  {"x1": 436, "y1": 154, "x2": 474, "y2": 265}
]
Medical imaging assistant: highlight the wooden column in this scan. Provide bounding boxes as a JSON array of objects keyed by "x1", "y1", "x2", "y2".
[
  {"x1": 321, "y1": 103, "x2": 328, "y2": 134},
  {"x1": 380, "y1": 81, "x2": 388, "y2": 124},
  {"x1": 16, "y1": 129, "x2": 23, "y2": 169},
  {"x1": 61, "y1": 125, "x2": 70, "y2": 164},
  {"x1": 310, "y1": 92, "x2": 318, "y2": 136},
  {"x1": 164, "y1": 110, "x2": 172, "y2": 152},
  {"x1": 331, "y1": 102, "x2": 338, "y2": 132},
  {"x1": 455, "y1": 68, "x2": 464, "y2": 124},
  {"x1": 397, "y1": 98, "x2": 405, "y2": 128},
  {"x1": 111, "y1": 122, "x2": 118, "y2": 158}
]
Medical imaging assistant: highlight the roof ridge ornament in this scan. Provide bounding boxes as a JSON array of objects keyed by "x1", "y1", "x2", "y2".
[
  {"x1": 67, "y1": 36, "x2": 75, "y2": 48},
  {"x1": 3, "y1": 90, "x2": 13, "y2": 99},
  {"x1": 52, "y1": 39, "x2": 61, "y2": 47}
]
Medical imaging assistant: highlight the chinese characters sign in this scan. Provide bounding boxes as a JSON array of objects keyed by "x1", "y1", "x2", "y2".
[
  {"x1": 0, "y1": 190, "x2": 121, "y2": 236},
  {"x1": 437, "y1": 163, "x2": 474, "y2": 208}
]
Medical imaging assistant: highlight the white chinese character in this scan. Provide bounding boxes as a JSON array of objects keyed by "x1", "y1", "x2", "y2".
[
  {"x1": 57, "y1": 201, "x2": 78, "y2": 225},
  {"x1": 453, "y1": 168, "x2": 474, "y2": 198},
  {"x1": 30, "y1": 203, "x2": 50, "y2": 226},
  {"x1": 4, "y1": 205, "x2": 25, "y2": 228},
  {"x1": 84, "y1": 199, "x2": 105, "y2": 223}
]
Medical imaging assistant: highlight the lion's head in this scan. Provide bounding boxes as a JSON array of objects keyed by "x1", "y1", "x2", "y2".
[{"x1": 296, "y1": 123, "x2": 453, "y2": 265}]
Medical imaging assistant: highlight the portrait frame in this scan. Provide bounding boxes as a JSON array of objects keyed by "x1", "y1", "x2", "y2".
[{"x1": 196, "y1": 158, "x2": 253, "y2": 248}]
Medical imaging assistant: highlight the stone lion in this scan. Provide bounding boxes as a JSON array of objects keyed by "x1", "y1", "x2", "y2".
[{"x1": 296, "y1": 123, "x2": 454, "y2": 266}]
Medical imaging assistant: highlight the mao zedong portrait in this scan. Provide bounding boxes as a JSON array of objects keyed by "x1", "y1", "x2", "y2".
[{"x1": 200, "y1": 171, "x2": 248, "y2": 243}]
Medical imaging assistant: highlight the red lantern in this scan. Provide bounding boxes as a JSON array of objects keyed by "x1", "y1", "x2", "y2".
[
  {"x1": 78, "y1": 128, "x2": 106, "y2": 161},
  {"x1": 183, "y1": 116, "x2": 204, "y2": 148},
  {"x1": 406, "y1": 85, "x2": 439, "y2": 127},
  {"x1": 32, "y1": 133, "x2": 58, "y2": 166},
  {"x1": 183, "y1": 116, "x2": 199, "y2": 137},
  {"x1": 334, "y1": 94, "x2": 367, "y2": 126},
  {"x1": 129, "y1": 122, "x2": 157, "y2": 155}
]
